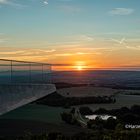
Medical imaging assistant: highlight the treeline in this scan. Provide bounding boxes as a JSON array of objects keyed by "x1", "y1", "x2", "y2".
[
  {"x1": 79, "y1": 105, "x2": 140, "y2": 130},
  {"x1": 36, "y1": 92, "x2": 116, "y2": 107},
  {"x1": 93, "y1": 105, "x2": 140, "y2": 125},
  {"x1": 79, "y1": 105, "x2": 140, "y2": 117},
  {"x1": 54, "y1": 82, "x2": 88, "y2": 89},
  {"x1": 61, "y1": 105, "x2": 140, "y2": 131},
  {"x1": 61, "y1": 112, "x2": 80, "y2": 126},
  {"x1": 113, "y1": 86, "x2": 140, "y2": 90}
]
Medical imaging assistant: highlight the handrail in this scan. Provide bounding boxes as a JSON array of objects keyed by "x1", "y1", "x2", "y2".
[
  {"x1": 0, "y1": 59, "x2": 51, "y2": 65},
  {"x1": 0, "y1": 59, "x2": 52, "y2": 84}
]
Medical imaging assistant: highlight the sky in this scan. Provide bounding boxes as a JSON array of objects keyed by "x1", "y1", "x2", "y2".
[{"x1": 0, "y1": 0, "x2": 140, "y2": 71}]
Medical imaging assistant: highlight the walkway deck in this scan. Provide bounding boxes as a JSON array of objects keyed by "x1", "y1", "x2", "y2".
[{"x1": 0, "y1": 59, "x2": 56, "y2": 115}]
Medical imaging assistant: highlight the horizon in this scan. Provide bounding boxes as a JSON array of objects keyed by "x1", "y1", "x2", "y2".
[
  {"x1": 0, "y1": 0, "x2": 140, "y2": 71},
  {"x1": 52, "y1": 68, "x2": 140, "y2": 72}
]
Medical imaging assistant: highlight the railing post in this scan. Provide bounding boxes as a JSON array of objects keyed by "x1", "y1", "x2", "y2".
[
  {"x1": 10, "y1": 60, "x2": 13, "y2": 84},
  {"x1": 49, "y1": 64, "x2": 52, "y2": 83},
  {"x1": 29, "y1": 62, "x2": 31, "y2": 84},
  {"x1": 42, "y1": 64, "x2": 44, "y2": 83}
]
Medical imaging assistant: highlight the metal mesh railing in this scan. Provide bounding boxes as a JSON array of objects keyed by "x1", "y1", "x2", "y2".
[{"x1": 0, "y1": 59, "x2": 52, "y2": 84}]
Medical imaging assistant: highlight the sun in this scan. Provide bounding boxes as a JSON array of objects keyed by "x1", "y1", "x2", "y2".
[
  {"x1": 77, "y1": 65, "x2": 83, "y2": 71},
  {"x1": 75, "y1": 61, "x2": 86, "y2": 71}
]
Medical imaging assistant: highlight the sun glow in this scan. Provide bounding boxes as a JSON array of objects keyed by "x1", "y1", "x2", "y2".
[
  {"x1": 75, "y1": 61, "x2": 86, "y2": 71},
  {"x1": 77, "y1": 65, "x2": 83, "y2": 71}
]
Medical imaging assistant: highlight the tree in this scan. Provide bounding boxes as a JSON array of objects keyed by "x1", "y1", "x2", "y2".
[
  {"x1": 131, "y1": 105, "x2": 140, "y2": 115},
  {"x1": 105, "y1": 117, "x2": 117, "y2": 130},
  {"x1": 115, "y1": 123, "x2": 124, "y2": 131},
  {"x1": 94, "y1": 108, "x2": 108, "y2": 115},
  {"x1": 70, "y1": 108, "x2": 75, "y2": 114},
  {"x1": 79, "y1": 106, "x2": 93, "y2": 115}
]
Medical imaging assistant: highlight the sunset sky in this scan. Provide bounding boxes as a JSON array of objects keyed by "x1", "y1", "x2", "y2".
[{"x1": 0, "y1": 0, "x2": 140, "y2": 71}]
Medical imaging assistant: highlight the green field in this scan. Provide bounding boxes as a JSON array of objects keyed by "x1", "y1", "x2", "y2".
[
  {"x1": 75, "y1": 94, "x2": 140, "y2": 111},
  {"x1": 0, "y1": 104, "x2": 68, "y2": 124}
]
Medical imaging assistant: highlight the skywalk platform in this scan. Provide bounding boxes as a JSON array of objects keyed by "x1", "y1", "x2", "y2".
[
  {"x1": 0, "y1": 84, "x2": 56, "y2": 115},
  {"x1": 0, "y1": 59, "x2": 56, "y2": 115}
]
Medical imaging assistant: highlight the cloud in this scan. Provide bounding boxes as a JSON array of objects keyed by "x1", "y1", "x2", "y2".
[
  {"x1": 0, "y1": 38, "x2": 6, "y2": 43},
  {"x1": 54, "y1": 52, "x2": 101, "y2": 57},
  {"x1": 0, "y1": 34, "x2": 8, "y2": 43},
  {"x1": 126, "y1": 46, "x2": 140, "y2": 50},
  {"x1": 55, "y1": 53, "x2": 73, "y2": 56},
  {"x1": 0, "y1": 0, "x2": 26, "y2": 8},
  {"x1": 0, "y1": 0, "x2": 8, "y2": 4},
  {"x1": 0, "y1": 48, "x2": 56, "y2": 57},
  {"x1": 76, "y1": 52, "x2": 101, "y2": 55},
  {"x1": 44, "y1": 0, "x2": 48, "y2": 5},
  {"x1": 106, "y1": 36, "x2": 140, "y2": 50},
  {"x1": 109, "y1": 8, "x2": 134, "y2": 15},
  {"x1": 77, "y1": 35, "x2": 94, "y2": 42},
  {"x1": 120, "y1": 65, "x2": 140, "y2": 68},
  {"x1": 108, "y1": 37, "x2": 126, "y2": 44},
  {"x1": 0, "y1": 0, "x2": 46, "y2": 7},
  {"x1": 0, "y1": 50, "x2": 25, "y2": 55}
]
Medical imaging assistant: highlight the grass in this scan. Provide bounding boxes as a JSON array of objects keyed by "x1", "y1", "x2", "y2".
[{"x1": 0, "y1": 103, "x2": 69, "y2": 124}]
